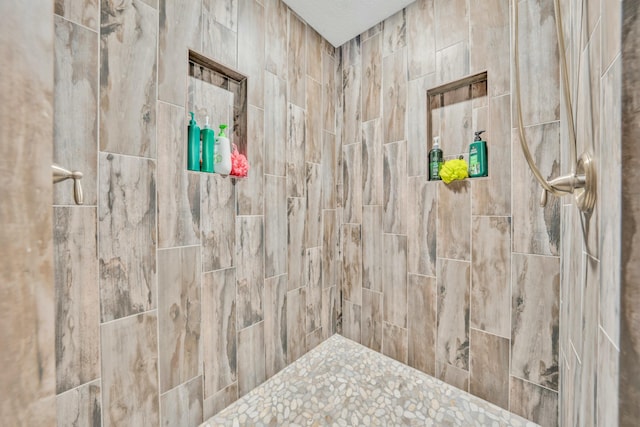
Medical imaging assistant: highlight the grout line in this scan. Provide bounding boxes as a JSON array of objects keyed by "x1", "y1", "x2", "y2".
[
  {"x1": 55, "y1": 14, "x2": 98, "y2": 34},
  {"x1": 469, "y1": 327, "x2": 511, "y2": 341},
  {"x1": 598, "y1": 325, "x2": 620, "y2": 352},
  {"x1": 510, "y1": 374, "x2": 559, "y2": 395},
  {"x1": 99, "y1": 308, "x2": 158, "y2": 328},
  {"x1": 55, "y1": 378, "x2": 101, "y2": 398}
]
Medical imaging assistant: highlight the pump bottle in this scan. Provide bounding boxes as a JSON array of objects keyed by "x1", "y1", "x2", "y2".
[
  {"x1": 201, "y1": 116, "x2": 215, "y2": 173},
  {"x1": 187, "y1": 112, "x2": 200, "y2": 171},
  {"x1": 214, "y1": 124, "x2": 232, "y2": 175}
]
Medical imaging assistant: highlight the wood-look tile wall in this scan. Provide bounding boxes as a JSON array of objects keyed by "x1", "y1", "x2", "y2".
[
  {"x1": 52, "y1": 0, "x2": 340, "y2": 425},
  {"x1": 336, "y1": 0, "x2": 623, "y2": 425}
]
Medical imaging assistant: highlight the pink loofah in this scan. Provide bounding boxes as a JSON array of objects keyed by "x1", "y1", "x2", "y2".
[{"x1": 230, "y1": 144, "x2": 249, "y2": 177}]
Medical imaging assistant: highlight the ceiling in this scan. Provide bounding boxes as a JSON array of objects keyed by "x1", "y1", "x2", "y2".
[{"x1": 282, "y1": 0, "x2": 416, "y2": 47}]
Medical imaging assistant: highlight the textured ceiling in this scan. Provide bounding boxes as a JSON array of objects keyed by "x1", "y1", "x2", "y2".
[{"x1": 282, "y1": 0, "x2": 416, "y2": 47}]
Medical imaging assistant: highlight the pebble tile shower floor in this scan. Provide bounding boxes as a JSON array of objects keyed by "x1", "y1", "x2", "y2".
[{"x1": 202, "y1": 335, "x2": 538, "y2": 426}]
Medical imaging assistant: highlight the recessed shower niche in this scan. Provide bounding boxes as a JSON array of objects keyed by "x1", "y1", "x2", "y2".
[
  {"x1": 187, "y1": 50, "x2": 248, "y2": 173},
  {"x1": 427, "y1": 71, "x2": 488, "y2": 168}
]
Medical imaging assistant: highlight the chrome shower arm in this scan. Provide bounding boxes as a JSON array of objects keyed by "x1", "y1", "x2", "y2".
[{"x1": 52, "y1": 164, "x2": 84, "y2": 205}]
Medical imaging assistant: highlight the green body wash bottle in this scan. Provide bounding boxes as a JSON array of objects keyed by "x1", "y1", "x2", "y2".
[
  {"x1": 187, "y1": 112, "x2": 200, "y2": 171},
  {"x1": 201, "y1": 116, "x2": 215, "y2": 173},
  {"x1": 469, "y1": 130, "x2": 488, "y2": 177},
  {"x1": 429, "y1": 136, "x2": 443, "y2": 181}
]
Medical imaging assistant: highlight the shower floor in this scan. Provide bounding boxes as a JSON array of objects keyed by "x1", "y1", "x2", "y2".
[{"x1": 202, "y1": 335, "x2": 537, "y2": 427}]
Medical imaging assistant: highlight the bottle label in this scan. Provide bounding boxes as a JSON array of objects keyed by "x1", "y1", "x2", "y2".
[{"x1": 469, "y1": 156, "x2": 479, "y2": 175}]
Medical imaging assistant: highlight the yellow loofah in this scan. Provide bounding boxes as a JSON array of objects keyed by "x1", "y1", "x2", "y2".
[{"x1": 439, "y1": 158, "x2": 469, "y2": 184}]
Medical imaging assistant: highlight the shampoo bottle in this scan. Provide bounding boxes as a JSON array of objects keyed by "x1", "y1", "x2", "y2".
[
  {"x1": 201, "y1": 116, "x2": 215, "y2": 173},
  {"x1": 469, "y1": 130, "x2": 488, "y2": 177},
  {"x1": 187, "y1": 112, "x2": 200, "y2": 171},
  {"x1": 429, "y1": 136, "x2": 444, "y2": 181},
  {"x1": 214, "y1": 124, "x2": 232, "y2": 175}
]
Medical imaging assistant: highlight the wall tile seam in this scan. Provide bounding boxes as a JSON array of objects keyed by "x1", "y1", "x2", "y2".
[
  {"x1": 99, "y1": 308, "x2": 158, "y2": 327},
  {"x1": 98, "y1": 151, "x2": 158, "y2": 162},
  {"x1": 237, "y1": 319, "x2": 265, "y2": 333},
  {"x1": 158, "y1": 373, "x2": 202, "y2": 399},
  {"x1": 510, "y1": 251, "x2": 560, "y2": 260},
  {"x1": 53, "y1": 204, "x2": 98, "y2": 208},
  {"x1": 55, "y1": 377, "x2": 101, "y2": 398},
  {"x1": 509, "y1": 373, "x2": 560, "y2": 395},
  {"x1": 510, "y1": 119, "x2": 562, "y2": 131},
  {"x1": 598, "y1": 324, "x2": 620, "y2": 352},
  {"x1": 569, "y1": 339, "x2": 583, "y2": 365},
  {"x1": 54, "y1": 13, "x2": 98, "y2": 34},
  {"x1": 157, "y1": 98, "x2": 186, "y2": 110},
  {"x1": 435, "y1": 256, "x2": 471, "y2": 263},
  {"x1": 158, "y1": 244, "x2": 201, "y2": 252},
  {"x1": 469, "y1": 326, "x2": 511, "y2": 342},
  {"x1": 601, "y1": 51, "x2": 621, "y2": 78}
]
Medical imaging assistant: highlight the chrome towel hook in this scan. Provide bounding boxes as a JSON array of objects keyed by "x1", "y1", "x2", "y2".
[{"x1": 52, "y1": 164, "x2": 84, "y2": 205}]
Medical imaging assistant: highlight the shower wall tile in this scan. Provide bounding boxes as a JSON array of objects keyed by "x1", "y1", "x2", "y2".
[
  {"x1": 361, "y1": 289, "x2": 382, "y2": 352},
  {"x1": 323, "y1": 52, "x2": 336, "y2": 133},
  {"x1": 287, "y1": 103, "x2": 306, "y2": 197},
  {"x1": 99, "y1": 154, "x2": 156, "y2": 322},
  {"x1": 407, "y1": 177, "x2": 437, "y2": 277},
  {"x1": 322, "y1": 210, "x2": 338, "y2": 288},
  {"x1": 158, "y1": 247, "x2": 201, "y2": 393},
  {"x1": 203, "y1": 0, "x2": 236, "y2": 31},
  {"x1": 382, "y1": 48, "x2": 407, "y2": 143},
  {"x1": 343, "y1": 143, "x2": 363, "y2": 224},
  {"x1": 54, "y1": 207, "x2": 99, "y2": 394},
  {"x1": 56, "y1": 380, "x2": 101, "y2": 427},
  {"x1": 362, "y1": 205, "x2": 383, "y2": 293},
  {"x1": 264, "y1": 0, "x2": 287, "y2": 79},
  {"x1": 304, "y1": 162, "x2": 323, "y2": 247},
  {"x1": 511, "y1": 254, "x2": 559, "y2": 390},
  {"x1": 362, "y1": 119, "x2": 383, "y2": 205},
  {"x1": 602, "y1": 0, "x2": 621, "y2": 71},
  {"x1": 469, "y1": 329, "x2": 509, "y2": 410},
  {"x1": 288, "y1": 13, "x2": 306, "y2": 109},
  {"x1": 101, "y1": 312, "x2": 159, "y2": 427},
  {"x1": 55, "y1": 0, "x2": 99, "y2": 30},
  {"x1": 472, "y1": 95, "x2": 511, "y2": 216},
  {"x1": 341, "y1": 224, "x2": 362, "y2": 305},
  {"x1": 407, "y1": 0, "x2": 435, "y2": 80},
  {"x1": 160, "y1": 376, "x2": 203, "y2": 427},
  {"x1": 157, "y1": 102, "x2": 200, "y2": 248},
  {"x1": 201, "y1": 175, "x2": 235, "y2": 272},
  {"x1": 100, "y1": 0, "x2": 157, "y2": 157},
  {"x1": 383, "y1": 140, "x2": 407, "y2": 234},
  {"x1": 382, "y1": 10, "x2": 406, "y2": 57},
  {"x1": 471, "y1": 216, "x2": 511, "y2": 338},
  {"x1": 436, "y1": 259, "x2": 470, "y2": 370},
  {"x1": 237, "y1": 322, "x2": 266, "y2": 397},
  {"x1": 264, "y1": 72, "x2": 287, "y2": 176},
  {"x1": 202, "y1": 17, "x2": 237, "y2": 68},
  {"x1": 512, "y1": 123, "x2": 560, "y2": 256},
  {"x1": 509, "y1": 377, "x2": 559, "y2": 427},
  {"x1": 202, "y1": 268, "x2": 237, "y2": 398},
  {"x1": 439, "y1": 96, "x2": 472, "y2": 158},
  {"x1": 306, "y1": 328, "x2": 324, "y2": 352},
  {"x1": 237, "y1": 106, "x2": 265, "y2": 215},
  {"x1": 434, "y1": 0, "x2": 468, "y2": 50},
  {"x1": 321, "y1": 286, "x2": 337, "y2": 338},
  {"x1": 407, "y1": 274, "x2": 436, "y2": 376},
  {"x1": 435, "y1": 40, "x2": 469, "y2": 85},
  {"x1": 342, "y1": 37, "x2": 361, "y2": 144},
  {"x1": 288, "y1": 197, "x2": 306, "y2": 290},
  {"x1": 599, "y1": 57, "x2": 621, "y2": 345},
  {"x1": 264, "y1": 274, "x2": 287, "y2": 379},
  {"x1": 343, "y1": 301, "x2": 362, "y2": 343},
  {"x1": 322, "y1": 132, "x2": 337, "y2": 208},
  {"x1": 407, "y1": 75, "x2": 432, "y2": 177},
  {"x1": 287, "y1": 287, "x2": 307, "y2": 363},
  {"x1": 158, "y1": 0, "x2": 201, "y2": 106},
  {"x1": 382, "y1": 233, "x2": 407, "y2": 328},
  {"x1": 436, "y1": 362, "x2": 469, "y2": 392},
  {"x1": 306, "y1": 27, "x2": 323, "y2": 83},
  {"x1": 515, "y1": 0, "x2": 560, "y2": 126},
  {"x1": 469, "y1": 0, "x2": 509, "y2": 97},
  {"x1": 237, "y1": 0, "x2": 264, "y2": 108},
  {"x1": 597, "y1": 329, "x2": 619, "y2": 427},
  {"x1": 306, "y1": 77, "x2": 323, "y2": 164},
  {"x1": 361, "y1": 33, "x2": 382, "y2": 122},
  {"x1": 305, "y1": 247, "x2": 323, "y2": 333},
  {"x1": 203, "y1": 383, "x2": 237, "y2": 420},
  {"x1": 382, "y1": 322, "x2": 408, "y2": 364},
  {"x1": 236, "y1": 216, "x2": 264, "y2": 329},
  {"x1": 437, "y1": 181, "x2": 470, "y2": 261},
  {"x1": 54, "y1": 16, "x2": 98, "y2": 206},
  {"x1": 265, "y1": 175, "x2": 287, "y2": 278}
]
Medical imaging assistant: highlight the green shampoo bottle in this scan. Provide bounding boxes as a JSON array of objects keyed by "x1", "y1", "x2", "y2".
[
  {"x1": 201, "y1": 116, "x2": 215, "y2": 173},
  {"x1": 187, "y1": 112, "x2": 200, "y2": 171},
  {"x1": 469, "y1": 130, "x2": 488, "y2": 177}
]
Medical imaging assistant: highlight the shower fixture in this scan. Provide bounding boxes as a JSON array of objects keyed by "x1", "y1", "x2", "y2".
[
  {"x1": 512, "y1": 0, "x2": 596, "y2": 213},
  {"x1": 52, "y1": 164, "x2": 84, "y2": 205}
]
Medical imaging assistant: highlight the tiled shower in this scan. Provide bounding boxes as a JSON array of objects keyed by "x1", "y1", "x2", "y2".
[{"x1": 0, "y1": 0, "x2": 634, "y2": 426}]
